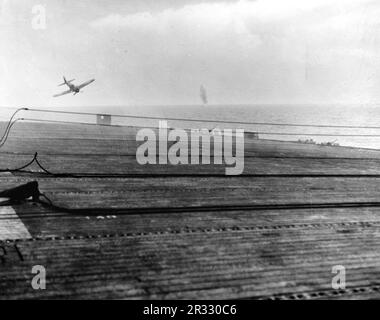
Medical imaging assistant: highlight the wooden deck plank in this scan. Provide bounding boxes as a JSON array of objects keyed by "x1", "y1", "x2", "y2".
[
  {"x1": 0, "y1": 206, "x2": 32, "y2": 240},
  {"x1": 4, "y1": 153, "x2": 380, "y2": 175},
  {"x1": 1, "y1": 228, "x2": 380, "y2": 299},
  {"x1": 7, "y1": 205, "x2": 380, "y2": 240},
  {"x1": 2, "y1": 176, "x2": 380, "y2": 209}
]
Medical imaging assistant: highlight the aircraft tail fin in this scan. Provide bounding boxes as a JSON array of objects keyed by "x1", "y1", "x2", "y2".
[{"x1": 58, "y1": 76, "x2": 75, "y2": 86}]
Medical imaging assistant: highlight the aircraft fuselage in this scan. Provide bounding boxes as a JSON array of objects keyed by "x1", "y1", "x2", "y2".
[{"x1": 67, "y1": 83, "x2": 80, "y2": 93}]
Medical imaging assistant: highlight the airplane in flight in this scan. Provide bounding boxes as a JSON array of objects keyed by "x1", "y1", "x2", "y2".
[{"x1": 53, "y1": 76, "x2": 95, "y2": 97}]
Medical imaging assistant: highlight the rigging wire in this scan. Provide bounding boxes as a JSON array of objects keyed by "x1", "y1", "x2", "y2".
[
  {"x1": 2, "y1": 117, "x2": 380, "y2": 152},
  {"x1": 0, "y1": 108, "x2": 27, "y2": 144},
  {"x1": 2, "y1": 106, "x2": 380, "y2": 130},
  {"x1": 27, "y1": 107, "x2": 380, "y2": 129},
  {"x1": 0, "y1": 118, "x2": 24, "y2": 148},
  {"x1": 18, "y1": 118, "x2": 380, "y2": 137}
]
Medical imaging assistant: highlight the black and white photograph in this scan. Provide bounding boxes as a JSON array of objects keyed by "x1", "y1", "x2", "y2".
[{"x1": 1, "y1": 0, "x2": 380, "y2": 304}]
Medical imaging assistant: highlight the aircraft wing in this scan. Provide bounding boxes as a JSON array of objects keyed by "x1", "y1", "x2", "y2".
[
  {"x1": 53, "y1": 90, "x2": 71, "y2": 97},
  {"x1": 77, "y1": 79, "x2": 95, "y2": 90}
]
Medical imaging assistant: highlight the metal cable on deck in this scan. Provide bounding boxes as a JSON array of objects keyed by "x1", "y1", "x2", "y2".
[
  {"x1": 30, "y1": 200, "x2": 380, "y2": 216},
  {"x1": 0, "y1": 152, "x2": 48, "y2": 174}
]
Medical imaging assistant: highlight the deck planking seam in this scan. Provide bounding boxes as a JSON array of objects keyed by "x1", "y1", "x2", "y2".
[
  {"x1": 257, "y1": 284, "x2": 380, "y2": 300},
  {"x1": 1, "y1": 219, "x2": 380, "y2": 243}
]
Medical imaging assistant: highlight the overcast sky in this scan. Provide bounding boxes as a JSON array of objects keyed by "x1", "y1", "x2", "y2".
[{"x1": 1, "y1": 0, "x2": 380, "y2": 108}]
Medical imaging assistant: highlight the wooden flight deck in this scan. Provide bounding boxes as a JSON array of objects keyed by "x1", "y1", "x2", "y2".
[{"x1": 1, "y1": 121, "x2": 380, "y2": 299}]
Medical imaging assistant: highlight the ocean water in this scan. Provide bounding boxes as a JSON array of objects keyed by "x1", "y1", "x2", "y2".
[{"x1": 2, "y1": 104, "x2": 380, "y2": 150}]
